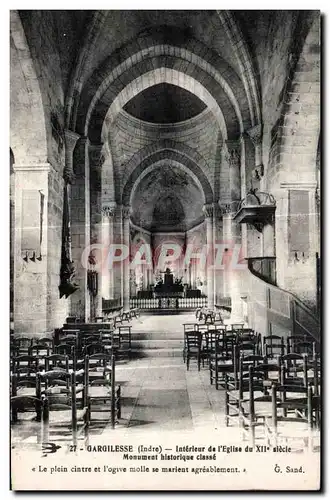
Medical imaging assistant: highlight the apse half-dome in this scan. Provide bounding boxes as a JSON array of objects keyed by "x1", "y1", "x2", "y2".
[
  {"x1": 151, "y1": 195, "x2": 186, "y2": 231},
  {"x1": 124, "y1": 83, "x2": 207, "y2": 124}
]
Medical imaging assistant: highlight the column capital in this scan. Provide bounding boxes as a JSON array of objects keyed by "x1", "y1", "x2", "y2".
[
  {"x1": 89, "y1": 143, "x2": 105, "y2": 168},
  {"x1": 122, "y1": 205, "x2": 132, "y2": 220},
  {"x1": 246, "y1": 124, "x2": 263, "y2": 147},
  {"x1": 63, "y1": 130, "x2": 80, "y2": 184},
  {"x1": 89, "y1": 144, "x2": 105, "y2": 192},
  {"x1": 224, "y1": 139, "x2": 241, "y2": 167},
  {"x1": 101, "y1": 203, "x2": 117, "y2": 219},
  {"x1": 64, "y1": 129, "x2": 80, "y2": 153},
  {"x1": 218, "y1": 201, "x2": 241, "y2": 216},
  {"x1": 203, "y1": 203, "x2": 214, "y2": 219},
  {"x1": 218, "y1": 203, "x2": 232, "y2": 215}
]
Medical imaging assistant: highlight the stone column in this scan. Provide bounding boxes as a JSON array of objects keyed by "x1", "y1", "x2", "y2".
[
  {"x1": 225, "y1": 139, "x2": 241, "y2": 203},
  {"x1": 220, "y1": 205, "x2": 232, "y2": 300},
  {"x1": 213, "y1": 204, "x2": 221, "y2": 304},
  {"x1": 64, "y1": 130, "x2": 80, "y2": 184},
  {"x1": 203, "y1": 204, "x2": 214, "y2": 309},
  {"x1": 59, "y1": 130, "x2": 80, "y2": 306},
  {"x1": 224, "y1": 140, "x2": 244, "y2": 322},
  {"x1": 228, "y1": 214, "x2": 244, "y2": 322},
  {"x1": 89, "y1": 143, "x2": 105, "y2": 319},
  {"x1": 70, "y1": 136, "x2": 91, "y2": 322},
  {"x1": 122, "y1": 206, "x2": 131, "y2": 311},
  {"x1": 101, "y1": 204, "x2": 116, "y2": 300}
]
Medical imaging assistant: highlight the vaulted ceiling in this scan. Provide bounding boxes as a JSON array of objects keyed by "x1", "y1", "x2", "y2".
[
  {"x1": 123, "y1": 83, "x2": 206, "y2": 124},
  {"x1": 14, "y1": 10, "x2": 319, "y2": 235}
]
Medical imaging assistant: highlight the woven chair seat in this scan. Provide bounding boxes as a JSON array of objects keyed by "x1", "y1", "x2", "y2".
[{"x1": 47, "y1": 407, "x2": 88, "y2": 424}]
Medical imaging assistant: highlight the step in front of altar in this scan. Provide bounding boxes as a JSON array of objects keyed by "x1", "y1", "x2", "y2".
[{"x1": 130, "y1": 346, "x2": 183, "y2": 358}]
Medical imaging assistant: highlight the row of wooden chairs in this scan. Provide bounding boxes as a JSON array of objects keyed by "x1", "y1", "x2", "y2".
[
  {"x1": 54, "y1": 325, "x2": 132, "y2": 357},
  {"x1": 210, "y1": 335, "x2": 319, "y2": 390},
  {"x1": 183, "y1": 330, "x2": 262, "y2": 371},
  {"x1": 11, "y1": 353, "x2": 121, "y2": 447},
  {"x1": 11, "y1": 325, "x2": 133, "y2": 362},
  {"x1": 183, "y1": 329, "x2": 318, "y2": 371},
  {"x1": 224, "y1": 358, "x2": 320, "y2": 450},
  {"x1": 182, "y1": 321, "x2": 321, "y2": 450},
  {"x1": 66, "y1": 308, "x2": 140, "y2": 328},
  {"x1": 11, "y1": 369, "x2": 90, "y2": 447}
]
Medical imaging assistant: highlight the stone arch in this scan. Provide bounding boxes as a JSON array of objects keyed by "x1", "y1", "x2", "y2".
[
  {"x1": 100, "y1": 67, "x2": 229, "y2": 143},
  {"x1": 74, "y1": 26, "x2": 254, "y2": 141},
  {"x1": 121, "y1": 140, "x2": 214, "y2": 205},
  {"x1": 65, "y1": 11, "x2": 110, "y2": 129},
  {"x1": 10, "y1": 11, "x2": 48, "y2": 165},
  {"x1": 217, "y1": 10, "x2": 261, "y2": 126},
  {"x1": 84, "y1": 56, "x2": 243, "y2": 142}
]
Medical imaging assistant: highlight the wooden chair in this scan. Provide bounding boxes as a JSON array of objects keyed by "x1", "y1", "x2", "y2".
[
  {"x1": 45, "y1": 354, "x2": 70, "y2": 373},
  {"x1": 114, "y1": 315, "x2": 123, "y2": 328},
  {"x1": 12, "y1": 355, "x2": 40, "y2": 377},
  {"x1": 84, "y1": 354, "x2": 121, "y2": 429},
  {"x1": 201, "y1": 331, "x2": 219, "y2": 366},
  {"x1": 224, "y1": 354, "x2": 264, "y2": 427},
  {"x1": 209, "y1": 337, "x2": 236, "y2": 389},
  {"x1": 263, "y1": 335, "x2": 285, "y2": 358},
  {"x1": 185, "y1": 331, "x2": 202, "y2": 371},
  {"x1": 237, "y1": 331, "x2": 261, "y2": 354},
  {"x1": 36, "y1": 337, "x2": 54, "y2": 348},
  {"x1": 218, "y1": 332, "x2": 237, "y2": 357},
  {"x1": 10, "y1": 344, "x2": 20, "y2": 359},
  {"x1": 286, "y1": 335, "x2": 308, "y2": 354},
  {"x1": 40, "y1": 370, "x2": 90, "y2": 447},
  {"x1": 83, "y1": 342, "x2": 107, "y2": 357},
  {"x1": 11, "y1": 337, "x2": 33, "y2": 355},
  {"x1": 117, "y1": 325, "x2": 132, "y2": 357},
  {"x1": 239, "y1": 365, "x2": 273, "y2": 446},
  {"x1": 11, "y1": 372, "x2": 41, "y2": 399},
  {"x1": 55, "y1": 343, "x2": 74, "y2": 357},
  {"x1": 57, "y1": 333, "x2": 79, "y2": 353},
  {"x1": 280, "y1": 353, "x2": 308, "y2": 387},
  {"x1": 235, "y1": 341, "x2": 258, "y2": 362},
  {"x1": 29, "y1": 343, "x2": 52, "y2": 358},
  {"x1": 294, "y1": 341, "x2": 316, "y2": 358},
  {"x1": 99, "y1": 330, "x2": 120, "y2": 354},
  {"x1": 265, "y1": 381, "x2": 315, "y2": 451},
  {"x1": 183, "y1": 324, "x2": 197, "y2": 363}
]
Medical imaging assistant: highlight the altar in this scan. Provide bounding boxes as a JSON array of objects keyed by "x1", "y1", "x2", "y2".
[
  {"x1": 134, "y1": 267, "x2": 205, "y2": 306},
  {"x1": 153, "y1": 268, "x2": 184, "y2": 297}
]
